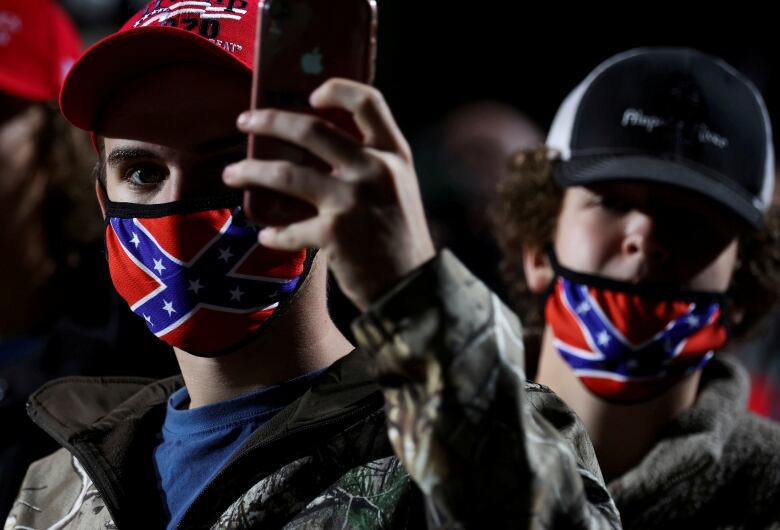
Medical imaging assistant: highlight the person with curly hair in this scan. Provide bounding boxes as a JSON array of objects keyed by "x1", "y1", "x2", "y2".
[{"x1": 493, "y1": 48, "x2": 780, "y2": 528}]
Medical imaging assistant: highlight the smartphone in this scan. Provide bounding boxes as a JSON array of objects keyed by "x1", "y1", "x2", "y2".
[
  {"x1": 248, "y1": 0, "x2": 377, "y2": 154},
  {"x1": 244, "y1": 0, "x2": 378, "y2": 225}
]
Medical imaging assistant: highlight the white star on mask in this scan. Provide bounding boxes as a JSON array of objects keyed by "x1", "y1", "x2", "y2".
[
  {"x1": 576, "y1": 302, "x2": 591, "y2": 314},
  {"x1": 188, "y1": 279, "x2": 204, "y2": 294},
  {"x1": 153, "y1": 258, "x2": 166, "y2": 276},
  {"x1": 162, "y1": 300, "x2": 176, "y2": 317},
  {"x1": 229, "y1": 286, "x2": 244, "y2": 301}
]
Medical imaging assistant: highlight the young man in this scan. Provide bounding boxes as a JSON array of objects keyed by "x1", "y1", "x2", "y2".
[
  {"x1": 6, "y1": 2, "x2": 621, "y2": 528},
  {"x1": 494, "y1": 48, "x2": 780, "y2": 528}
]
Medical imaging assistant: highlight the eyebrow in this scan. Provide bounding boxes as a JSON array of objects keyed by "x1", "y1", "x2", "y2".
[
  {"x1": 105, "y1": 137, "x2": 247, "y2": 169},
  {"x1": 106, "y1": 147, "x2": 161, "y2": 168}
]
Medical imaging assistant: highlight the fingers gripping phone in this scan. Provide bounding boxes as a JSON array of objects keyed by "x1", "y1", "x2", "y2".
[{"x1": 245, "y1": 0, "x2": 378, "y2": 225}]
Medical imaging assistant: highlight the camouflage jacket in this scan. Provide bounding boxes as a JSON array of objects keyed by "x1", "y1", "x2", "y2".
[{"x1": 5, "y1": 251, "x2": 620, "y2": 529}]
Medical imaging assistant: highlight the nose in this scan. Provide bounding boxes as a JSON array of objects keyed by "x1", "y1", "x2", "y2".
[{"x1": 621, "y1": 211, "x2": 670, "y2": 267}]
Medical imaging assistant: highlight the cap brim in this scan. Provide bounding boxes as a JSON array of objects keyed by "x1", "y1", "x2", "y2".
[
  {"x1": 554, "y1": 155, "x2": 765, "y2": 229},
  {"x1": 60, "y1": 26, "x2": 251, "y2": 132}
]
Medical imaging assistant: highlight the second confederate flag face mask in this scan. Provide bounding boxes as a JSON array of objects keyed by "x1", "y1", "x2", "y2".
[
  {"x1": 544, "y1": 249, "x2": 729, "y2": 404},
  {"x1": 104, "y1": 193, "x2": 312, "y2": 357}
]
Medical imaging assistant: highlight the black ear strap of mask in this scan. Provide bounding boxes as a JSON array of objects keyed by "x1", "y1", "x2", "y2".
[
  {"x1": 97, "y1": 178, "x2": 244, "y2": 257},
  {"x1": 103, "y1": 191, "x2": 245, "y2": 219},
  {"x1": 543, "y1": 244, "x2": 729, "y2": 306},
  {"x1": 543, "y1": 244, "x2": 733, "y2": 344}
]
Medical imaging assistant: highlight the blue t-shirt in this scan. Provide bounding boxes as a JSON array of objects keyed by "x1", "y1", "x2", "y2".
[{"x1": 153, "y1": 369, "x2": 325, "y2": 529}]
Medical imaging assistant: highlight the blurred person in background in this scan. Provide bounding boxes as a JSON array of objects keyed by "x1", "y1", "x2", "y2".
[
  {"x1": 414, "y1": 101, "x2": 543, "y2": 298},
  {"x1": 0, "y1": 0, "x2": 174, "y2": 520}
]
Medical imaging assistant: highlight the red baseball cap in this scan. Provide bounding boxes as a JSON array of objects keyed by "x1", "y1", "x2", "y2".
[
  {"x1": 0, "y1": 0, "x2": 82, "y2": 102},
  {"x1": 61, "y1": 0, "x2": 258, "y2": 132}
]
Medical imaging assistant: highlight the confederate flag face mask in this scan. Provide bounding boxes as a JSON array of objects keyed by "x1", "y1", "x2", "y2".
[
  {"x1": 544, "y1": 249, "x2": 729, "y2": 404},
  {"x1": 103, "y1": 192, "x2": 313, "y2": 357}
]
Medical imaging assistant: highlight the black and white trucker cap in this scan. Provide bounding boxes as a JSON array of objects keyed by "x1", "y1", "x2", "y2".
[{"x1": 547, "y1": 47, "x2": 775, "y2": 229}]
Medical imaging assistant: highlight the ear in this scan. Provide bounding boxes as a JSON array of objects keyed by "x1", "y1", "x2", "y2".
[
  {"x1": 95, "y1": 180, "x2": 107, "y2": 219},
  {"x1": 522, "y1": 243, "x2": 554, "y2": 294}
]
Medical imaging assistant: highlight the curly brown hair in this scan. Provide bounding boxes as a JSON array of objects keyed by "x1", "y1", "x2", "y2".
[{"x1": 493, "y1": 146, "x2": 780, "y2": 343}]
